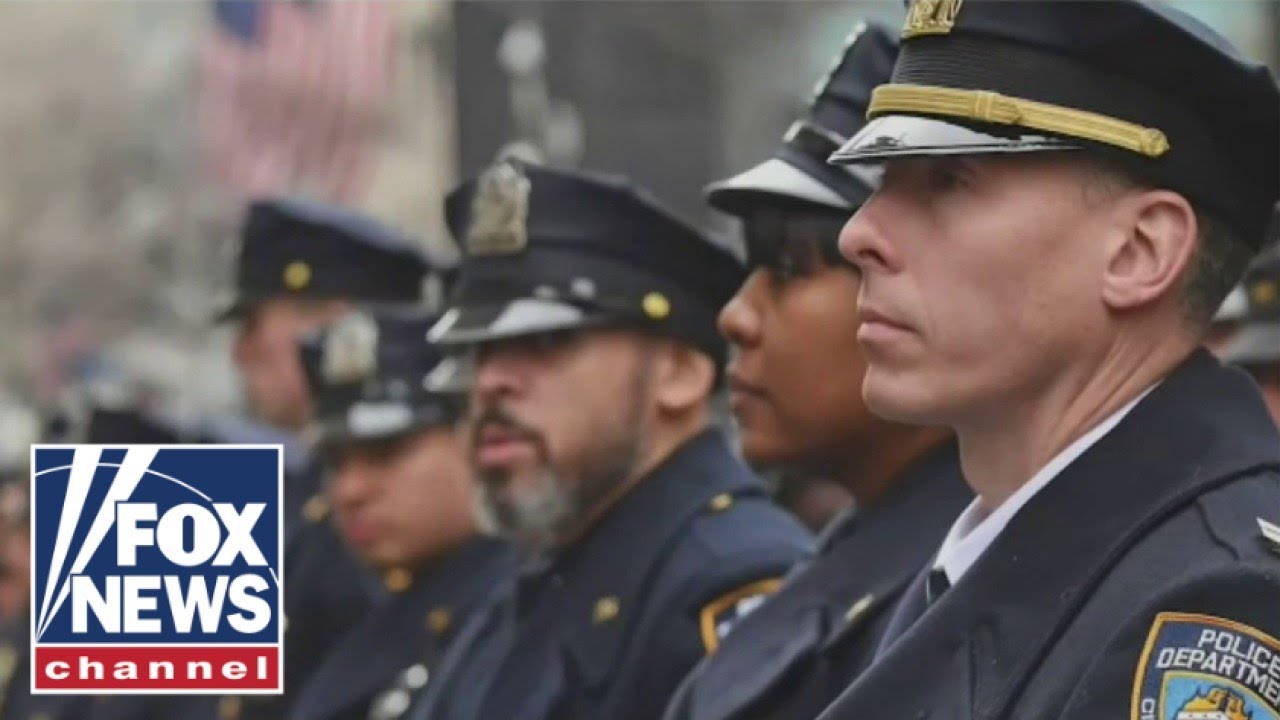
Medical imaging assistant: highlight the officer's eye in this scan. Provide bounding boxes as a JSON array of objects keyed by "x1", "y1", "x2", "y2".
[
  {"x1": 769, "y1": 243, "x2": 820, "y2": 283},
  {"x1": 475, "y1": 330, "x2": 584, "y2": 365},
  {"x1": 926, "y1": 159, "x2": 972, "y2": 193}
]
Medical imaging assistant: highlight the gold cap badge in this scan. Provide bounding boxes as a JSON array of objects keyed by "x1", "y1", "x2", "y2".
[
  {"x1": 467, "y1": 160, "x2": 531, "y2": 256},
  {"x1": 902, "y1": 0, "x2": 964, "y2": 39}
]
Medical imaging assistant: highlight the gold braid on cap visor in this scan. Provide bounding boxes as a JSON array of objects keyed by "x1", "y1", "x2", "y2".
[{"x1": 868, "y1": 83, "x2": 1172, "y2": 158}]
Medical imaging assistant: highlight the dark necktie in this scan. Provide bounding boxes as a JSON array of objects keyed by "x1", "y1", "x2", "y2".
[
  {"x1": 925, "y1": 567, "x2": 951, "y2": 605},
  {"x1": 874, "y1": 566, "x2": 951, "y2": 657}
]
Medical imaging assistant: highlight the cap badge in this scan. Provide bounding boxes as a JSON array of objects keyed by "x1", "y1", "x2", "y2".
[
  {"x1": 902, "y1": 0, "x2": 964, "y2": 39},
  {"x1": 467, "y1": 160, "x2": 530, "y2": 256},
  {"x1": 283, "y1": 261, "x2": 312, "y2": 290},
  {"x1": 323, "y1": 312, "x2": 379, "y2": 384}
]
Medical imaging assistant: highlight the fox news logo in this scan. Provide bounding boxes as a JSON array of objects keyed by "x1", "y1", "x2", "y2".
[{"x1": 30, "y1": 445, "x2": 283, "y2": 694}]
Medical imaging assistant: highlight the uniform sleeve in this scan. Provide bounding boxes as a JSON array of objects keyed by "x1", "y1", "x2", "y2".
[{"x1": 1057, "y1": 563, "x2": 1280, "y2": 720}]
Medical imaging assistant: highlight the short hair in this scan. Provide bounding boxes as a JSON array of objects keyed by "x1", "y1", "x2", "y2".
[{"x1": 1081, "y1": 158, "x2": 1254, "y2": 327}]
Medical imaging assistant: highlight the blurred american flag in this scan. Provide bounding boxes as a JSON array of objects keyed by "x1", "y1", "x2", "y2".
[{"x1": 198, "y1": 0, "x2": 395, "y2": 202}]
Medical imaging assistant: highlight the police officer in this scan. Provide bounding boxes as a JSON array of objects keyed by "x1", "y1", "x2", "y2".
[
  {"x1": 0, "y1": 477, "x2": 86, "y2": 720},
  {"x1": 215, "y1": 199, "x2": 438, "y2": 719},
  {"x1": 286, "y1": 308, "x2": 515, "y2": 720},
  {"x1": 403, "y1": 158, "x2": 813, "y2": 720},
  {"x1": 822, "y1": 1, "x2": 1280, "y2": 718},
  {"x1": 662, "y1": 22, "x2": 969, "y2": 720},
  {"x1": 1221, "y1": 244, "x2": 1280, "y2": 424}
]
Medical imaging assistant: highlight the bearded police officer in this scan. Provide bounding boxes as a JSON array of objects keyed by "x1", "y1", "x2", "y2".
[
  {"x1": 406, "y1": 158, "x2": 813, "y2": 720},
  {"x1": 822, "y1": 1, "x2": 1280, "y2": 718},
  {"x1": 663, "y1": 22, "x2": 969, "y2": 720},
  {"x1": 286, "y1": 309, "x2": 514, "y2": 720},
  {"x1": 216, "y1": 199, "x2": 438, "y2": 718}
]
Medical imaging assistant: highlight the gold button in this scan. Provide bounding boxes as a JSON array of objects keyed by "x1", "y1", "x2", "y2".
[
  {"x1": 302, "y1": 494, "x2": 329, "y2": 523},
  {"x1": 384, "y1": 568, "x2": 412, "y2": 593},
  {"x1": 642, "y1": 292, "x2": 671, "y2": 320},
  {"x1": 219, "y1": 696, "x2": 242, "y2": 720},
  {"x1": 709, "y1": 493, "x2": 733, "y2": 512},
  {"x1": 426, "y1": 607, "x2": 453, "y2": 635},
  {"x1": 844, "y1": 593, "x2": 875, "y2": 624},
  {"x1": 593, "y1": 596, "x2": 621, "y2": 624},
  {"x1": 283, "y1": 260, "x2": 312, "y2": 290}
]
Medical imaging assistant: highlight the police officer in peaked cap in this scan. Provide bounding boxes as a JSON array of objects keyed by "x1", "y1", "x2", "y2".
[
  {"x1": 287, "y1": 308, "x2": 514, "y2": 720},
  {"x1": 1221, "y1": 243, "x2": 1280, "y2": 425},
  {"x1": 663, "y1": 21, "x2": 970, "y2": 720},
  {"x1": 820, "y1": 1, "x2": 1280, "y2": 718},
  {"x1": 213, "y1": 198, "x2": 445, "y2": 720},
  {"x1": 403, "y1": 158, "x2": 813, "y2": 720}
]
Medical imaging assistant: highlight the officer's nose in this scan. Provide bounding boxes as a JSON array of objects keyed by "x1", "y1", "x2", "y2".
[
  {"x1": 838, "y1": 199, "x2": 898, "y2": 276},
  {"x1": 331, "y1": 457, "x2": 373, "y2": 510},
  {"x1": 471, "y1": 346, "x2": 523, "y2": 406},
  {"x1": 718, "y1": 271, "x2": 767, "y2": 350}
]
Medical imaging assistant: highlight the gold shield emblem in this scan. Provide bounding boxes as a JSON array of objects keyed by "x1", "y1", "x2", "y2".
[
  {"x1": 902, "y1": 0, "x2": 964, "y2": 39},
  {"x1": 466, "y1": 160, "x2": 531, "y2": 256},
  {"x1": 322, "y1": 312, "x2": 379, "y2": 384}
]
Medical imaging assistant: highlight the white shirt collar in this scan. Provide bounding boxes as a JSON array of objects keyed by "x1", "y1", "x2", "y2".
[{"x1": 934, "y1": 382, "x2": 1160, "y2": 585}]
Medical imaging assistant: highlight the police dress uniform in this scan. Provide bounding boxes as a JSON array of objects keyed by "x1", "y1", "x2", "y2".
[
  {"x1": 0, "y1": 616, "x2": 88, "y2": 720},
  {"x1": 286, "y1": 308, "x2": 516, "y2": 720},
  {"x1": 816, "y1": 2, "x2": 1280, "y2": 718},
  {"x1": 212, "y1": 199, "x2": 446, "y2": 720},
  {"x1": 404, "y1": 159, "x2": 814, "y2": 720},
  {"x1": 663, "y1": 23, "x2": 971, "y2": 720}
]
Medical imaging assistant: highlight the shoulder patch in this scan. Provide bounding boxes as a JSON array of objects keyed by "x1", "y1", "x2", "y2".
[
  {"x1": 698, "y1": 577, "x2": 782, "y2": 654},
  {"x1": 1131, "y1": 612, "x2": 1280, "y2": 720}
]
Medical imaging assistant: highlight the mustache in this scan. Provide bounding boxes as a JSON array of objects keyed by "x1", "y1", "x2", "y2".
[{"x1": 470, "y1": 406, "x2": 541, "y2": 445}]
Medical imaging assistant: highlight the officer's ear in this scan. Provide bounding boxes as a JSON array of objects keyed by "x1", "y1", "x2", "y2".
[
  {"x1": 650, "y1": 340, "x2": 715, "y2": 415},
  {"x1": 1099, "y1": 186, "x2": 1198, "y2": 315}
]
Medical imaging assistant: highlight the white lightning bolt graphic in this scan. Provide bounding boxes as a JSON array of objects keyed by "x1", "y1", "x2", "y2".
[{"x1": 37, "y1": 446, "x2": 158, "y2": 639}]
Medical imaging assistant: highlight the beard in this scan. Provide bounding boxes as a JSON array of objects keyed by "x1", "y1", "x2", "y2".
[{"x1": 470, "y1": 366, "x2": 651, "y2": 555}]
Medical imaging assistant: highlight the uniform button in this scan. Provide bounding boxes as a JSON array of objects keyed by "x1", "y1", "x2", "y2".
[
  {"x1": 384, "y1": 568, "x2": 412, "y2": 593},
  {"x1": 426, "y1": 607, "x2": 453, "y2": 635},
  {"x1": 551, "y1": 574, "x2": 565, "y2": 589},
  {"x1": 709, "y1": 493, "x2": 734, "y2": 512},
  {"x1": 593, "y1": 596, "x2": 621, "y2": 624},
  {"x1": 219, "y1": 696, "x2": 242, "y2": 720},
  {"x1": 303, "y1": 494, "x2": 330, "y2": 523},
  {"x1": 404, "y1": 663, "x2": 429, "y2": 690},
  {"x1": 384, "y1": 689, "x2": 411, "y2": 716}
]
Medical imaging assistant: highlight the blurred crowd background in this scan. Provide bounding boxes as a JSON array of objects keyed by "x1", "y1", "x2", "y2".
[{"x1": 0, "y1": 0, "x2": 1276, "y2": 435}]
